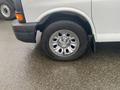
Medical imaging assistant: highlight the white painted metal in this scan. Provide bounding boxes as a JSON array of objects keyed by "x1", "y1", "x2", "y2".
[
  {"x1": 21, "y1": 0, "x2": 120, "y2": 42},
  {"x1": 21, "y1": 0, "x2": 91, "y2": 22},
  {"x1": 92, "y1": 0, "x2": 120, "y2": 42}
]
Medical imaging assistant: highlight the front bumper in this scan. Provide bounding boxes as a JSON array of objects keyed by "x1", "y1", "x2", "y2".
[{"x1": 12, "y1": 20, "x2": 37, "y2": 43}]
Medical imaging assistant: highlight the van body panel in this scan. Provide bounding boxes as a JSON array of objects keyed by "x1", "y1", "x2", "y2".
[
  {"x1": 21, "y1": 0, "x2": 91, "y2": 23},
  {"x1": 15, "y1": 0, "x2": 120, "y2": 42},
  {"x1": 92, "y1": 0, "x2": 120, "y2": 42}
]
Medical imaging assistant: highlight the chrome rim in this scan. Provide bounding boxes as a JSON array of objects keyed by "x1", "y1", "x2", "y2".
[
  {"x1": 0, "y1": 4, "x2": 11, "y2": 18},
  {"x1": 49, "y1": 30, "x2": 80, "y2": 57}
]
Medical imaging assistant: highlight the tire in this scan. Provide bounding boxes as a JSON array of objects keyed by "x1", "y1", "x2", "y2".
[
  {"x1": 41, "y1": 20, "x2": 88, "y2": 61},
  {"x1": 0, "y1": 1, "x2": 15, "y2": 20}
]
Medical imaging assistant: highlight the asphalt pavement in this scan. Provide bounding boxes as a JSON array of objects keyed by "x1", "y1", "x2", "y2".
[{"x1": 0, "y1": 20, "x2": 120, "y2": 90}]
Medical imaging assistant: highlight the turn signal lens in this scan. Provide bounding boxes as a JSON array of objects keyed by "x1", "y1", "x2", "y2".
[{"x1": 16, "y1": 13, "x2": 24, "y2": 22}]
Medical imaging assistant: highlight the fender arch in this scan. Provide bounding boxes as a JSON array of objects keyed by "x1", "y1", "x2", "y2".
[{"x1": 36, "y1": 7, "x2": 96, "y2": 40}]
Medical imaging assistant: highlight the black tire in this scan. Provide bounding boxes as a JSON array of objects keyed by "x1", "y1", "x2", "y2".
[
  {"x1": 41, "y1": 20, "x2": 88, "y2": 61},
  {"x1": 0, "y1": 1, "x2": 15, "y2": 20}
]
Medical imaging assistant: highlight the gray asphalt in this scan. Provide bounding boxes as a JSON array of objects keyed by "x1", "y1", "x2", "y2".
[{"x1": 0, "y1": 20, "x2": 120, "y2": 90}]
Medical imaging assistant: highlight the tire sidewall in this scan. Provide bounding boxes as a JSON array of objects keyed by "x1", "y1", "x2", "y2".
[{"x1": 41, "y1": 20, "x2": 88, "y2": 61}]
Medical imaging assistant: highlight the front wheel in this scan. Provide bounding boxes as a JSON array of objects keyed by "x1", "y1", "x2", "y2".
[{"x1": 41, "y1": 20, "x2": 88, "y2": 61}]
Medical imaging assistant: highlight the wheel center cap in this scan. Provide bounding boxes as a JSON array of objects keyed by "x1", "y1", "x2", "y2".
[{"x1": 58, "y1": 36, "x2": 70, "y2": 48}]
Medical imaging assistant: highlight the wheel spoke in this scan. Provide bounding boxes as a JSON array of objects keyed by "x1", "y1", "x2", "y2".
[{"x1": 55, "y1": 46, "x2": 63, "y2": 54}]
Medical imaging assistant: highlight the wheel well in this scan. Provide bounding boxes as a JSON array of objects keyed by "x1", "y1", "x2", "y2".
[{"x1": 36, "y1": 12, "x2": 93, "y2": 35}]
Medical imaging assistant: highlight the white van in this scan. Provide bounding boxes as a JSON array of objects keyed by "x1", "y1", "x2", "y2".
[{"x1": 12, "y1": 0, "x2": 120, "y2": 61}]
